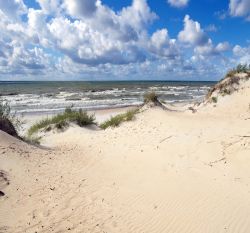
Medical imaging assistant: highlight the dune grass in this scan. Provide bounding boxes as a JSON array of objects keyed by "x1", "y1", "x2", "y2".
[
  {"x1": 100, "y1": 109, "x2": 139, "y2": 130},
  {"x1": 211, "y1": 96, "x2": 218, "y2": 103},
  {"x1": 0, "y1": 99, "x2": 23, "y2": 131},
  {"x1": 143, "y1": 92, "x2": 158, "y2": 104},
  {"x1": 206, "y1": 64, "x2": 250, "y2": 101},
  {"x1": 229, "y1": 64, "x2": 250, "y2": 75},
  {"x1": 28, "y1": 108, "x2": 95, "y2": 137}
]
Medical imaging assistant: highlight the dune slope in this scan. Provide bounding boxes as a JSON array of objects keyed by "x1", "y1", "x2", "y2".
[{"x1": 0, "y1": 80, "x2": 250, "y2": 233}]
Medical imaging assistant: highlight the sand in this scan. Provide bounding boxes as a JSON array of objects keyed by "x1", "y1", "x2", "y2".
[{"x1": 0, "y1": 80, "x2": 250, "y2": 233}]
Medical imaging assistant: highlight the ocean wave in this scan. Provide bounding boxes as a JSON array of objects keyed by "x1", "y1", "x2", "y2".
[{"x1": 1, "y1": 82, "x2": 212, "y2": 115}]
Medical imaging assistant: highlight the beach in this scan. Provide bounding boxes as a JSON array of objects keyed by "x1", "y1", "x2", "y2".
[{"x1": 0, "y1": 77, "x2": 250, "y2": 233}]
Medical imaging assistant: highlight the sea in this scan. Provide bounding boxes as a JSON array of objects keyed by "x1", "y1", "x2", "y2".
[{"x1": 0, "y1": 81, "x2": 216, "y2": 115}]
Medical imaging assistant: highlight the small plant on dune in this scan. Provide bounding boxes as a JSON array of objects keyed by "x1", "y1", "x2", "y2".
[
  {"x1": 55, "y1": 120, "x2": 69, "y2": 130},
  {"x1": 221, "y1": 88, "x2": 231, "y2": 96},
  {"x1": 143, "y1": 92, "x2": 158, "y2": 104},
  {"x1": 226, "y1": 64, "x2": 250, "y2": 77},
  {"x1": 235, "y1": 64, "x2": 250, "y2": 73},
  {"x1": 211, "y1": 96, "x2": 218, "y2": 103},
  {"x1": 28, "y1": 107, "x2": 95, "y2": 137},
  {"x1": 100, "y1": 109, "x2": 139, "y2": 130},
  {"x1": 75, "y1": 109, "x2": 95, "y2": 126},
  {"x1": 0, "y1": 99, "x2": 23, "y2": 137}
]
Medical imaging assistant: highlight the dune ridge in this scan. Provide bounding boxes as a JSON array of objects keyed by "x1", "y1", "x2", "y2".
[{"x1": 0, "y1": 77, "x2": 250, "y2": 233}]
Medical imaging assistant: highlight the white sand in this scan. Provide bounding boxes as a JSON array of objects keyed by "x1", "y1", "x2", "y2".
[{"x1": 0, "y1": 80, "x2": 250, "y2": 233}]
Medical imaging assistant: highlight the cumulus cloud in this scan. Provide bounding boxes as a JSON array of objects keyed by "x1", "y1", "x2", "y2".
[
  {"x1": 229, "y1": 0, "x2": 250, "y2": 20},
  {"x1": 178, "y1": 15, "x2": 230, "y2": 59},
  {"x1": 0, "y1": 0, "x2": 27, "y2": 19},
  {"x1": 0, "y1": 0, "x2": 236, "y2": 80},
  {"x1": 64, "y1": 0, "x2": 97, "y2": 18},
  {"x1": 48, "y1": 17, "x2": 147, "y2": 65},
  {"x1": 36, "y1": 0, "x2": 62, "y2": 15},
  {"x1": 167, "y1": 0, "x2": 189, "y2": 8},
  {"x1": 149, "y1": 29, "x2": 179, "y2": 58},
  {"x1": 233, "y1": 44, "x2": 250, "y2": 63},
  {"x1": 0, "y1": 40, "x2": 53, "y2": 75},
  {"x1": 178, "y1": 15, "x2": 208, "y2": 46},
  {"x1": 194, "y1": 40, "x2": 230, "y2": 56},
  {"x1": 45, "y1": 0, "x2": 160, "y2": 66},
  {"x1": 216, "y1": 42, "x2": 230, "y2": 52},
  {"x1": 120, "y1": 0, "x2": 158, "y2": 30}
]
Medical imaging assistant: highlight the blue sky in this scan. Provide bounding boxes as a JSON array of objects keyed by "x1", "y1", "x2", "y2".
[{"x1": 0, "y1": 0, "x2": 249, "y2": 81}]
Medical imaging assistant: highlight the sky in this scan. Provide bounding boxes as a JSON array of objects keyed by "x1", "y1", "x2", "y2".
[{"x1": 0, "y1": 0, "x2": 249, "y2": 81}]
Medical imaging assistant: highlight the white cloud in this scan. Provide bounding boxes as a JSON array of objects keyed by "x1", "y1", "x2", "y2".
[
  {"x1": 178, "y1": 15, "x2": 230, "y2": 58},
  {"x1": 216, "y1": 42, "x2": 230, "y2": 52},
  {"x1": 194, "y1": 40, "x2": 230, "y2": 56},
  {"x1": 229, "y1": 0, "x2": 250, "y2": 20},
  {"x1": 0, "y1": 40, "x2": 53, "y2": 75},
  {"x1": 36, "y1": 0, "x2": 62, "y2": 14},
  {"x1": 233, "y1": 45, "x2": 250, "y2": 63},
  {"x1": 0, "y1": 0, "x2": 27, "y2": 19},
  {"x1": 46, "y1": 0, "x2": 158, "y2": 65},
  {"x1": 167, "y1": 0, "x2": 189, "y2": 8},
  {"x1": 47, "y1": 16, "x2": 147, "y2": 65},
  {"x1": 205, "y1": 24, "x2": 218, "y2": 32},
  {"x1": 149, "y1": 29, "x2": 179, "y2": 58},
  {"x1": 178, "y1": 15, "x2": 208, "y2": 47},
  {"x1": 120, "y1": 0, "x2": 158, "y2": 30},
  {"x1": 64, "y1": 0, "x2": 97, "y2": 18},
  {"x1": 0, "y1": 0, "x2": 238, "y2": 80}
]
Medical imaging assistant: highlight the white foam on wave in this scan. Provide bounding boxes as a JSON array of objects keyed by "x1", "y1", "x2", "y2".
[{"x1": 2, "y1": 83, "x2": 211, "y2": 115}]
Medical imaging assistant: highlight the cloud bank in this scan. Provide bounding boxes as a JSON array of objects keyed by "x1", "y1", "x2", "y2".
[{"x1": 0, "y1": 0, "x2": 247, "y2": 80}]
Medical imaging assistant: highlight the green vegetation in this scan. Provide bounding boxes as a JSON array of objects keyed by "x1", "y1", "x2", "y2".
[
  {"x1": 143, "y1": 92, "x2": 158, "y2": 104},
  {"x1": 226, "y1": 64, "x2": 250, "y2": 77},
  {"x1": 0, "y1": 99, "x2": 23, "y2": 138},
  {"x1": 211, "y1": 96, "x2": 218, "y2": 103},
  {"x1": 0, "y1": 99, "x2": 22, "y2": 131},
  {"x1": 100, "y1": 109, "x2": 139, "y2": 130},
  {"x1": 28, "y1": 107, "x2": 95, "y2": 136}
]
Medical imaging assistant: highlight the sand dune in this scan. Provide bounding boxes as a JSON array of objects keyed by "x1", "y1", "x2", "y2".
[{"x1": 0, "y1": 80, "x2": 250, "y2": 233}]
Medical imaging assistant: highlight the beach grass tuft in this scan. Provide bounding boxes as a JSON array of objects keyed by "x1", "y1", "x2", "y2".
[
  {"x1": 211, "y1": 97, "x2": 218, "y2": 103},
  {"x1": 0, "y1": 99, "x2": 23, "y2": 138},
  {"x1": 28, "y1": 108, "x2": 95, "y2": 136},
  {"x1": 143, "y1": 92, "x2": 158, "y2": 104},
  {"x1": 100, "y1": 109, "x2": 139, "y2": 130}
]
